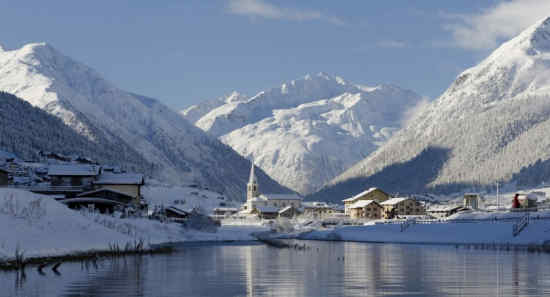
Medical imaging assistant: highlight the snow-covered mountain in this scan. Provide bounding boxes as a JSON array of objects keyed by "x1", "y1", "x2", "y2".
[
  {"x1": 0, "y1": 43, "x2": 290, "y2": 200},
  {"x1": 311, "y1": 17, "x2": 550, "y2": 202},
  {"x1": 0, "y1": 91, "x2": 148, "y2": 170},
  {"x1": 183, "y1": 73, "x2": 422, "y2": 194}
]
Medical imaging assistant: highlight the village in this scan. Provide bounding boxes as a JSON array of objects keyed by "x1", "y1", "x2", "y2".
[{"x1": 1, "y1": 151, "x2": 548, "y2": 234}]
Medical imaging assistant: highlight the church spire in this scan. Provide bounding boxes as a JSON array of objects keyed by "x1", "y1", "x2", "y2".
[
  {"x1": 247, "y1": 160, "x2": 259, "y2": 200},
  {"x1": 249, "y1": 160, "x2": 257, "y2": 184}
]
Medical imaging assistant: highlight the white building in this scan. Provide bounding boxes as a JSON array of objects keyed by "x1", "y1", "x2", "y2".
[{"x1": 242, "y1": 162, "x2": 302, "y2": 215}]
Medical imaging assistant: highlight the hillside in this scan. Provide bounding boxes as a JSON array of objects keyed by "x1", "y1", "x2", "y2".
[
  {"x1": 0, "y1": 91, "x2": 148, "y2": 170},
  {"x1": 0, "y1": 43, "x2": 289, "y2": 200},
  {"x1": 184, "y1": 73, "x2": 422, "y2": 194},
  {"x1": 310, "y1": 17, "x2": 550, "y2": 202}
]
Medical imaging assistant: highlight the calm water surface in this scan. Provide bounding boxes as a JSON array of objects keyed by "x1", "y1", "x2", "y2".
[{"x1": 2, "y1": 241, "x2": 550, "y2": 297}]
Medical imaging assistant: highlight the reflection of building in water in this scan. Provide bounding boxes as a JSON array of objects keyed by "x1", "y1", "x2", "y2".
[{"x1": 243, "y1": 245, "x2": 306, "y2": 297}]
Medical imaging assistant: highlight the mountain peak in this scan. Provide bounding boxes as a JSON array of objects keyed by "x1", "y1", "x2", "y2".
[
  {"x1": 497, "y1": 16, "x2": 550, "y2": 56},
  {"x1": 528, "y1": 16, "x2": 550, "y2": 53}
]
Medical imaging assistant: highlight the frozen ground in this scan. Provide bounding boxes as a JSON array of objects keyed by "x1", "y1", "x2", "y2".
[{"x1": 0, "y1": 188, "x2": 266, "y2": 262}]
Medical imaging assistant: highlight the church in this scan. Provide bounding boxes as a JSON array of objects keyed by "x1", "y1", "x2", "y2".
[{"x1": 241, "y1": 162, "x2": 302, "y2": 217}]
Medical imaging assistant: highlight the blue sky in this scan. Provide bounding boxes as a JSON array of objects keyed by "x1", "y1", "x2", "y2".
[{"x1": 0, "y1": 0, "x2": 547, "y2": 109}]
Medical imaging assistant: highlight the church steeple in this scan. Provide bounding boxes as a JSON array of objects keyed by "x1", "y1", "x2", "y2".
[{"x1": 247, "y1": 161, "x2": 259, "y2": 200}]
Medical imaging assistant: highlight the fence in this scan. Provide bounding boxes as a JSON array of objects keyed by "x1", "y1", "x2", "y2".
[{"x1": 512, "y1": 213, "x2": 530, "y2": 237}]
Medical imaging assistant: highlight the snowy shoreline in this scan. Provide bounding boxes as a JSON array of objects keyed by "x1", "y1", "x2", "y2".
[
  {"x1": 3, "y1": 187, "x2": 550, "y2": 269},
  {"x1": 298, "y1": 219, "x2": 550, "y2": 246},
  {"x1": 0, "y1": 188, "x2": 268, "y2": 266}
]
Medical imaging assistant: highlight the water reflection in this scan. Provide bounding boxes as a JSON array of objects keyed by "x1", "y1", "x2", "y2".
[{"x1": 2, "y1": 242, "x2": 550, "y2": 297}]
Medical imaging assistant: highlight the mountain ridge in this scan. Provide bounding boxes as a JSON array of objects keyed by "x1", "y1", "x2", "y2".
[
  {"x1": 309, "y1": 16, "x2": 550, "y2": 202},
  {"x1": 183, "y1": 73, "x2": 423, "y2": 194},
  {"x1": 0, "y1": 42, "x2": 291, "y2": 200}
]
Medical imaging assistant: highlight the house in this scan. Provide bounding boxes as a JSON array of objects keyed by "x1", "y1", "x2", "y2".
[
  {"x1": 342, "y1": 187, "x2": 389, "y2": 215},
  {"x1": 165, "y1": 206, "x2": 192, "y2": 222},
  {"x1": 0, "y1": 168, "x2": 8, "y2": 186},
  {"x1": 515, "y1": 193, "x2": 538, "y2": 209},
  {"x1": 48, "y1": 164, "x2": 100, "y2": 188},
  {"x1": 380, "y1": 197, "x2": 425, "y2": 219},
  {"x1": 60, "y1": 188, "x2": 136, "y2": 213},
  {"x1": 278, "y1": 205, "x2": 300, "y2": 218},
  {"x1": 463, "y1": 193, "x2": 482, "y2": 210},
  {"x1": 93, "y1": 173, "x2": 144, "y2": 200},
  {"x1": 242, "y1": 162, "x2": 302, "y2": 217},
  {"x1": 348, "y1": 200, "x2": 384, "y2": 219},
  {"x1": 426, "y1": 205, "x2": 464, "y2": 218},
  {"x1": 252, "y1": 206, "x2": 279, "y2": 220},
  {"x1": 212, "y1": 207, "x2": 239, "y2": 217},
  {"x1": 303, "y1": 202, "x2": 342, "y2": 218}
]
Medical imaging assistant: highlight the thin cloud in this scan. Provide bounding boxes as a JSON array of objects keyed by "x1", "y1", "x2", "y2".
[
  {"x1": 227, "y1": 0, "x2": 345, "y2": 25},
  {"x1": 376, "y1": 40, "x2": 407, "y2": 48},
  {"x1": 445, "y1": 0, "x2": 550, "y2": 50}
]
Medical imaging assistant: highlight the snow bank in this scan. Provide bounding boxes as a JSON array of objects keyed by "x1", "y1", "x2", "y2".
[
  {"x1": 301, "y1": 219, "x2": 550, "y2": 245},
  {"x1": 0, "y1": 189, "x2": 131, "y2": 260},
  {"x1": 0, "y1": 189, "x2": 265, "y2": 262}
]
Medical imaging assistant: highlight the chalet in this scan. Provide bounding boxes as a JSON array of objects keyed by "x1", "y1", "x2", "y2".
[
  {"x1": 348, "y1": 200, "x2": 384, "y2": 220},
  {"x1": 303, "y1": 202, "x2": 344, "y2": 218},
  {"x1": 278, "y1": 205, "x2": 300, "y2": 218},
  {"x1": 342, "y1": 187, "x2": 389, "y2": 215},
  {"x1": 0, "y1": 168, "x2": 8, "y2": 186},
  {"x1": 516, "y1": 193, "x2": 538, "y2": 209},
  {"x1": 48, "y1": 164, "x2": 100, "y2": 188},
  {"x1": 93, "y1": 173, "x2": 144, "y2": 200},
  {"x1": 212, "y1": 207, "x2": 239, "y2": 217},
  {"x1": 463, "y1": 193, "x2": 482, "y2": 210},
  {"x1": 380, "y1": 197, "x2": 425, "y2": 219},
  {"x1": 426, "y1": 205, "x2": 464, "y2": 218},
  {"x1": 60, "y1": 188, "x2": 136, "y2": 213},
  {"x1": 165, "y1": 206, "x2": 192, "y2": 222},
  {"x1": 252, "y1": 206, "x2": 279, "y2": 220}
]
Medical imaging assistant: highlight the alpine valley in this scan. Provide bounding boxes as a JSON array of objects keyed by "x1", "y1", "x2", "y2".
[
  {"x1": 0, "y1": 43, "x2": 290, "y2": 200},
  {"x1": 311, "y1": 17, "x2": 550, "y2": 202},
  {"x1": 181, "y1": 73, "x2": 423, "y2": 195}
]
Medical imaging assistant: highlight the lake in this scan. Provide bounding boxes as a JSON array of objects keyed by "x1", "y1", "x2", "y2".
[{"x1": 2, "y1": 241, "x2": 550, "y2": 297}]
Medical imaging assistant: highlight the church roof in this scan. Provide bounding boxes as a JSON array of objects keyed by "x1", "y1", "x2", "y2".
[{"x1": 249, "y1": 161, "x2": 257, "y2": 184}]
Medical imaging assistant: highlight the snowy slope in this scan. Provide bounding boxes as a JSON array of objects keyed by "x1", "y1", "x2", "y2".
[
  {"x1": 0, "y1": 43, "x2": 290, "y2": 200},
  {"x1": 184, "y1": 73, "x2": 422, "y2": 195},
  {"x1": 0, "y1": 91, "x2": 148, "y2": 171},
  {"x1": 313, "y1": 17, "x2": 550, "y2": 201}
]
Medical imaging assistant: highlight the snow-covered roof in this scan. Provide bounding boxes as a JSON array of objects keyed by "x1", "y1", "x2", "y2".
[
  {"x1": 427, "y1": 205, "x2": 462, "y2": 212},
  {"x1": 349, "y1": 200, "x2": 380, "y2": 209},
  {"x1": 48, "y1": 164, "x2": 100, "y2": 176},
  {"x1": 259, "y1": 193, "x2": 302, "y2": 201},
  {"x1": 342, "y1": 187, "x2": 382, "y2": 202},
  {"x1": 518, "y1": 193, "x2": 538, "y2": 201},
  {"x1": 278, "y1": 205, "x2": 294, "y2": 214},
  {"x1": 60, "y1": 197, "x2": 124, "y2": 205},
  {"x1": 94, "y1": 173, "x2": 144, "y2": 185},
  {"x1": 166, "y1": 206, "x2": 191, "y2": 216},
  {"x1": 255, "y1": 206, "x2": 279, "y2": 213},
  {"x1": 213, "y1": 207, "x2": 238, "y2": 212},
  {"x1": 77, "y1": 188, "x2": 134, "y2": 198},
  {"x1": 303, "y1": 201, "x2": 330, "y2": 208},
  {"x1": 380, "y1": 197, "x2": 410, "y2": 206}
]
